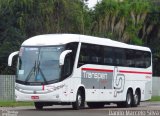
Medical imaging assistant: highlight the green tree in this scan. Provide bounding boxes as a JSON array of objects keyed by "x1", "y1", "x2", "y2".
[
  {"x1": 0, "y1": 0, "x2": 87, "y2": 74},
  {"x1": 91, "y1": 0, "x2": 150, "y2": 45}
]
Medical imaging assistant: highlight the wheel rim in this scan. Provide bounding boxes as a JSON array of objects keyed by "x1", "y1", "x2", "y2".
[
  {"x1": 78, "y1": 94, "x2": 82, "y2": 107},
  {"x1": 134, "y1": 93, "x2": 139, "y2": 105},
  {"x1": 127, "y1": 93, "x2": 131, "y2": 105}
]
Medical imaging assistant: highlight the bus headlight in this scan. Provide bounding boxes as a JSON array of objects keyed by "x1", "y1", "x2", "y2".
[{"x1": 46, "y1": 84, "x2": 65, "y2": 92}]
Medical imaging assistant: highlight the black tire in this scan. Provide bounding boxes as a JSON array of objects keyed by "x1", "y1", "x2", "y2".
[
  {"x1": 117, "y1": 90, "x2": 133, "y2": 108},
  {"x1": 87, "y1": 102, "x2": 104, "y2": 108},
  {"x1": 132, "y1": 91, "x2": 140, "y2": 107},
  {"x1": 72, "y1": 90, "x2": 85, "y2": 110},
  {"x1": 125, "y1": 90, "x2": 133, "y2": 107},
  {"x1": 34, "y1": 102, "x2": 43, "y2": 110}
]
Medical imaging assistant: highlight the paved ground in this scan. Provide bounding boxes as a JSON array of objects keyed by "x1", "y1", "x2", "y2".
[{"x1": 0, "y1": 102, "x2": 160, "y2": 116}]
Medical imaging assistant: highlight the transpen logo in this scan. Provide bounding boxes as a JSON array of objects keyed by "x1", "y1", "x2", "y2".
[{"x1": 82, "y1": 70, "x2": 108, "y2": 80}]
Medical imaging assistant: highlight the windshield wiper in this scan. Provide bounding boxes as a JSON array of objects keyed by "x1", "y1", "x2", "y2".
[
  {"x1": 37, "y1": 61, "x2": 48, "y2": 84},
  {"x1": 24, "y1": 61, "x2": 36, "y2": 83},
  {"x1": 24, "y1": 61, "x2": 48, "y2": 84}
]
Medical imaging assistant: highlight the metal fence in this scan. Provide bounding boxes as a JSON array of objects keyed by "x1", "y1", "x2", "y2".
[
  {"x1": 0, "y1": 75, "x2": 159, "y2": 101},
  {"x1": 152, "y1": 77, "x2": 160, "y2": 96},
  {"x1": 0, "y1": 75, "x2": 15, "y2": 101}
]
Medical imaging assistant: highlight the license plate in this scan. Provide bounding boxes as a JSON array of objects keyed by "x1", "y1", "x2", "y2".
[{"x1": 31, "y1": 96, "x2": 39, "y2": 100}]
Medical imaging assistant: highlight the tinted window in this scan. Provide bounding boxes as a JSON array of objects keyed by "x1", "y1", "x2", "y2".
[
  {"x1": 134, "y1": 50, "x2": 151, "y2": 68},
  {"x1": 78, "y1": 44, "x2": 90, "y2": 67},
  {"x1": 104, "y1": 47, "x2": 114, "y2": 65},
  {"x1": 114, "y1": 48, "x2": 125, "y2": 66},
  {"x1": 126, "y1": 49, "x2": 135, "y2": 67},
  {"x1": 144, "y1": 52, "x2": 151, "y2": 68},
  {"x1": 78, "y1": 43, "x2": 103, "y2": 67},
  {"x1": 61, "y1": 42, "x2": 78, "y2": 80},
  {"x1": 78, "y1": 43, "x2": 151, "y2": 68},
  {"x1": 90, "y1": 45, "x2": 102, "y2": 64}
]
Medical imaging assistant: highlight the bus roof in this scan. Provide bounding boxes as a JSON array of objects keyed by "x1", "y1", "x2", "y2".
[{"x1": 22, "y1": 34, "x2": 151, "y2": 52}]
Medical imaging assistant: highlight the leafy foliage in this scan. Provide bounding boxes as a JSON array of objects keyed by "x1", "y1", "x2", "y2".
[
  {"x1": 91, "y1": 0, "x2": 150, "y2": 45},
  {"x1": 0, "y1": 0, "x2": 160, "y2": 75}
]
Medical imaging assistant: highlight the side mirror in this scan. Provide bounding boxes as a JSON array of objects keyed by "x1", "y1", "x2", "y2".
[
  {"x1": 59, "y1": 50, "x2": 72, "y2": 66},
  {"x1": 8, "y1": 51, "x2": 19, "y2": 66}
]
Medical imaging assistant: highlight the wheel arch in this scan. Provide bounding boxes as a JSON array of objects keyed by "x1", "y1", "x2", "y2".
[
  {"x1": 73, "y1": 85, "x2": 86, "y2": 102},
  {"x1": 127, "y1": 87, "x2": 133, "y2": 95},
  {"x1": 72, "y1": 85, "x2": 86, "y2": 109},
  {"x1": 77, "y1": 86, "x2": 86, "y2": 101}
]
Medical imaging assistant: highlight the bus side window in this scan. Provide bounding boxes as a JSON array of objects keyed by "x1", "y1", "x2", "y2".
[
  {"x1": 114, "y1": 48, "x2": 125, "y2": 66},
  {"x1": 90, "y1": 45, "x2": 102, "y2": 64},
  {"x1": 61, "y1": 54, "x2": 71, "y2": 78},
  {"x1": 78, "y1": 44, "x2": 90, "y2": 67},
  {"x1": 126, "y1": 49, "x2": 135, "y2": 67},
  {"x1": 135, "y1": 51, "x2": 145, "y2": 68},
  {"x1": 104, "y1": 47, "x2": 114, "y2": 65},
  {"x1": 79, "y1": 55, "x2": 89, "y2": 64},
  {"x1": 61, "y1": 42, "x2": 78, "y2": 80},
  {"x1": 144, "y1": 52, "x2": 151, "y2": 68}
]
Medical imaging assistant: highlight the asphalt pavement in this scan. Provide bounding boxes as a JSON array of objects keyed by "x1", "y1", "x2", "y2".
[{"x1": 0, "y1": 102, "x2": 160, "y2": 116}]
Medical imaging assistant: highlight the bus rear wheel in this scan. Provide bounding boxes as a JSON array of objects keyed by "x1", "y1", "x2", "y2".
[
  {"x1": 125, "y1": 90, "x2": 133, "y2": 107},
  {"x1": 72, "y1": 90, "x2": 85, "y2": 110},
  {"x1": 132, "y1": 90, "x2": 140, "y2": 107},
  {"x1": 34, "y1": 102, "x2": 43, "y2": 110},
  {"x1": 117, "y1": 90, "x2": 133, "y2": 108}
]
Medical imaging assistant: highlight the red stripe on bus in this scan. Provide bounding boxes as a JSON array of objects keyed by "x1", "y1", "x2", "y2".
[
  {"x1": 42, "y1": 85, "x2": 45, "y2": 90},
  {"x1": 81, "y1": 68, "x2": 152, "y2": 74},
  {"x1": 82, "y1": 68, "x2": 113, "y2": 72},
  {"x1": 119, "y1": 70, "x2": 152, "y2": 74}
]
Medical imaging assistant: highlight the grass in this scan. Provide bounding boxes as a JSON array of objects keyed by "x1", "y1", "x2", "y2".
[
  {"x1": 150, "y1": 96, "x2": 160, "y2": 102},
  {"x1": 0, "y1": 101, "x2": 34, "y2": 107}
]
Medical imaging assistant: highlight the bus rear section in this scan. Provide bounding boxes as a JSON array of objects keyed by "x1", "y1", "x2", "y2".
[{"x1": 77, "y1": 42, "x2": 152, "y2": 108}]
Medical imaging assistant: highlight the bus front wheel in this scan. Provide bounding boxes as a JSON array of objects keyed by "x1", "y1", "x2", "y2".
[
  {"x1": 72, "y1": 90, "x2": 85, "y2": 110},
  {"x1": 34, "y1": 102, "x2": 43, "y2": 110}
]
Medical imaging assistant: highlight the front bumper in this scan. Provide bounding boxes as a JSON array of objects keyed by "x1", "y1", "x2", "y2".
[{"x1": 15, "y1": 89, "x2": 61, "y2": 102}]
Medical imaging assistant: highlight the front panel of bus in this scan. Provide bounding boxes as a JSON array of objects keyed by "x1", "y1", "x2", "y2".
[{"x1": 15, "y1": 42, "x2": 78, "y2": 101}]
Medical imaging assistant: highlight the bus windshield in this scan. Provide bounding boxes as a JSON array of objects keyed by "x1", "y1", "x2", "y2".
[{"x1": 17, "y1": 46, "x2": 65, "y2": 85}]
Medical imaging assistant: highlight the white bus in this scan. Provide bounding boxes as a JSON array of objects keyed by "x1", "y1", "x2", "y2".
[{"x1": 8, "y1": 34, "x2": 152, "y2": 110}]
